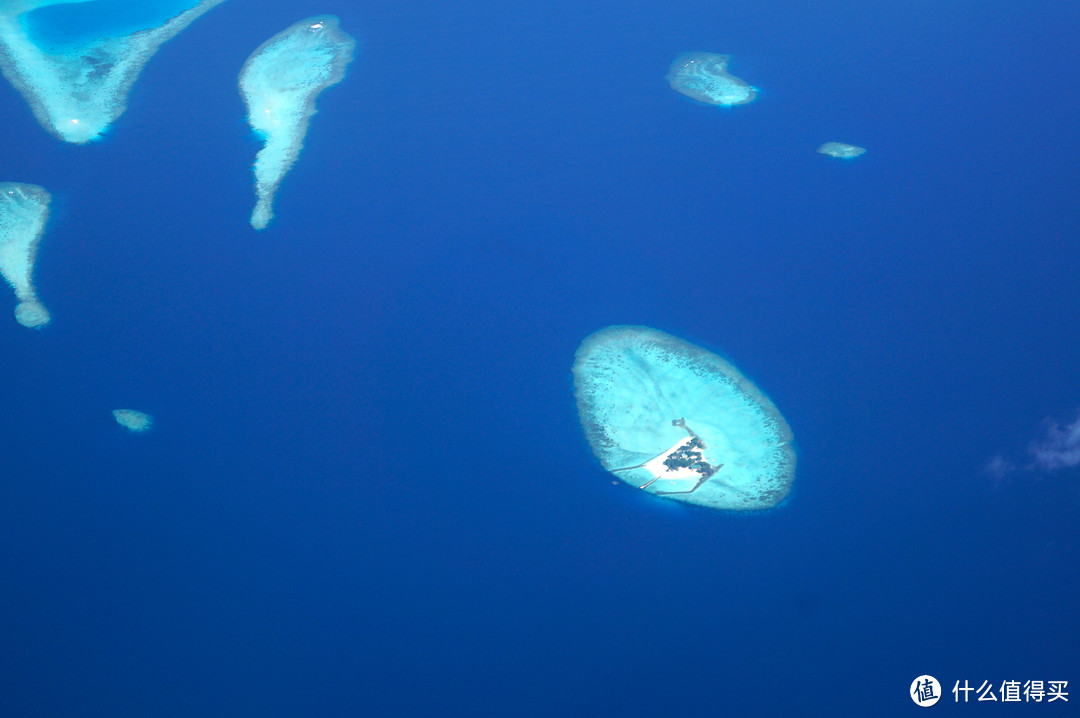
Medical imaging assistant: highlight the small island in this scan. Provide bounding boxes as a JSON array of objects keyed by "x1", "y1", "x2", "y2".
[
  {"x1": 573, "y1": 326, "x2": 796, "y2": 511},
  {"x1": 0, "y1": 0, "x2": 229, "y2": 143},
  {"x1": 817, "y1": 142, "x2": 866, "y2": 159},
  {"x1": 613, "y1": 419, "x2": 724, "y2": 496},
  {"x1": 0, "y1": 182, "x2": 51, "y2": 328},
  {"x1": 113, "y1": 409, "x2": 153, "y2": 433},
  {"x1": 666, "y1": 52, "x2": 756, "y2": 107},
  {"x1": 239, "y1": 16, "x2": 356, "y2": 230}
]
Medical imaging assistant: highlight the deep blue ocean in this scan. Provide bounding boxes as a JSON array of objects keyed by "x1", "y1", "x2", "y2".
[{"x1": 1, "y1": 0, "x2": 1077, "y2": 715}]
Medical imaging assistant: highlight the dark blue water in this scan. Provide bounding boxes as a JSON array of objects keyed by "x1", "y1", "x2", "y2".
[{"x1": 1, "y1": 0, "x2": 1077, "y2": 715}]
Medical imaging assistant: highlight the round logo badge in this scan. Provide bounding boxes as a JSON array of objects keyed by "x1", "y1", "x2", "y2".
[{"x1": 911, "y1": 675, "x2": 941, "y2": 707}]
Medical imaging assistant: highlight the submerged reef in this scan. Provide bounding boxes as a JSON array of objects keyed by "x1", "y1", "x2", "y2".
[
  {"x1": 113, "y1": 409, "x2": 152, "y2": 432},
  {"x1": 666, "y1": 52, "x2": 756, "y2": 106},
  {"x1": 0, "y1": 0, "x2": 228, "y2": 144},
  {"x1": 0, "y1": 182, "x2": 51, "y2": 328},
  {"x1": 817, "y1": 142, "x2": 866, "y2": 159},
  {"x1": 239, "y1": 15, "x2": 355, "y2": 230},
  {"x1": 573, "y1": 326, "x2": 795, "y2": 511}
]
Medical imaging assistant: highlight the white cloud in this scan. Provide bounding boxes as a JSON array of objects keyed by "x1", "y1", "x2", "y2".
[
  {"x1": 1029, "y1": 414, "x2": 1080, "y2": 472},
  {"x1": 985, "y1": 410, "x2": 1080, "y2": 483},
  {"x1": 984, "y1": 454, "x2": 1016, "y2": 486}
]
